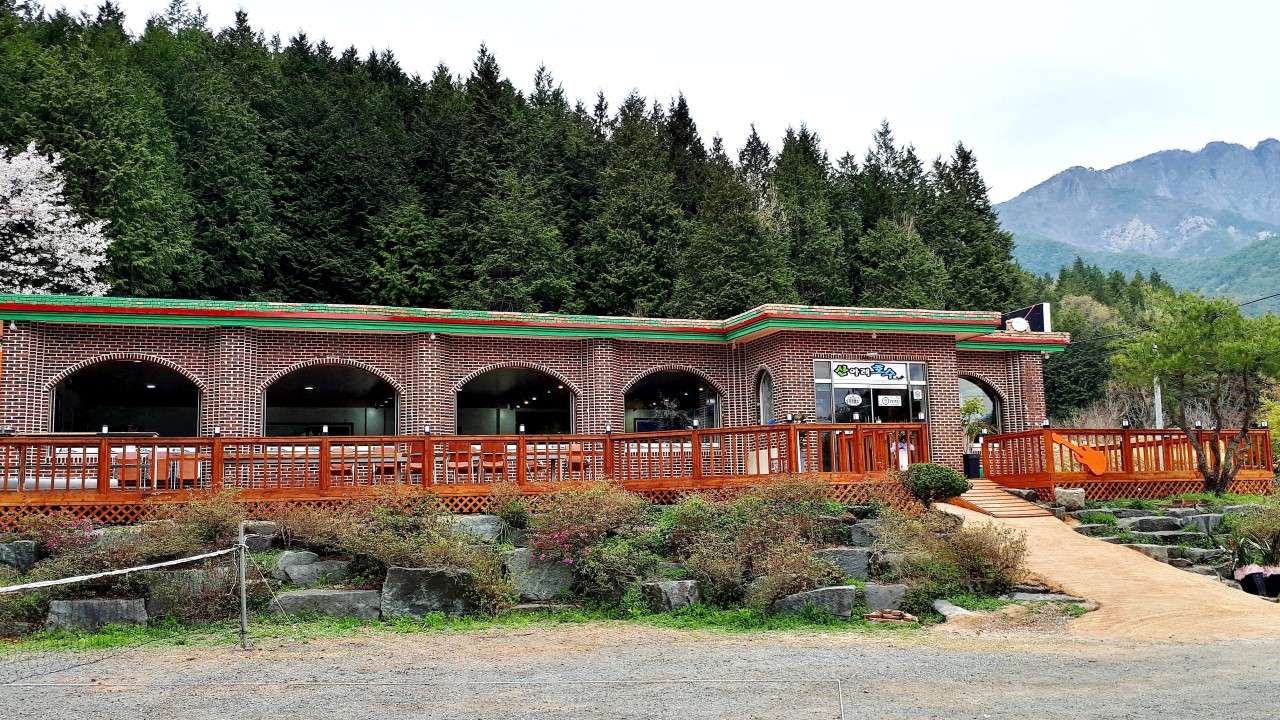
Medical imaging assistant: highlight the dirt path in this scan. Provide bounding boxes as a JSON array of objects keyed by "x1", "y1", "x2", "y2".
[{"x1": 941, "y1": 504, "x2": 1280, "y2": 641}]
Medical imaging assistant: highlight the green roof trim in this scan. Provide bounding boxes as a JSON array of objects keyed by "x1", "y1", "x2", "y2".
[
  {"x1": 0, "y1": 294, "x2": 1065, "y2": 349},
  {"x1": 956, "y1": 340, "x2": 1067, "y2": 352}
]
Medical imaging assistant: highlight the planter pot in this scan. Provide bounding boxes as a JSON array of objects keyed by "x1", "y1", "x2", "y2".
[{"x1": 962, "y1": 453, "x2": 982, "y2": 479}]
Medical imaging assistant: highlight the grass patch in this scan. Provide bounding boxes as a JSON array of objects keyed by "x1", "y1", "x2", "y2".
[
  {"x1": 1076, "y1": 513, "x2": 1117, "y2": 526},
  {"x1": 945, "y1": 593, "x2": 1014, "y2": 612},
  {"x1": 1170, "y1": 492, "x2": 1270, "y2": 509}
]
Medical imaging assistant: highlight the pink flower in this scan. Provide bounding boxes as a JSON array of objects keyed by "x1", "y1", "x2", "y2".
[
  {"x1": 538, "y1": 554, "x2": 546, "y2": 560},
  {"x1": 564, "y1": 558, "x2": 573, "y2": 564}
]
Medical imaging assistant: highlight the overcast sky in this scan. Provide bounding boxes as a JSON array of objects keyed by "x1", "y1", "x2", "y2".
[{"x1": 100, "y1": 0, "x2": 1280, "y2": 202}]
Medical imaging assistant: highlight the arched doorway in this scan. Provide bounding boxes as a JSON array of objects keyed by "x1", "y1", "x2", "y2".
[
  {"x1": 51, "y1": 360, "x2": 200, "y2": 436},
  {"x1": 264, "y1": 365, "x2": 397, "y2": 436},
  {"x1": 456, "y1": 367, "x2": 574, "y2": 434},
  {"x1": 757, "y1": 371, "x2": 775, "y2": 424},
  {"x1": 625, "y1": 370, "x2": 719, "y2": 432},
  {"x1": 959, "y1": 377, "x2": 1002, "y2": 433}
]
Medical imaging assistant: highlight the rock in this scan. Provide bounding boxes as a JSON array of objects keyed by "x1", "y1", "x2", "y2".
[
  {"x1": 509, "y1": 528, "x2": 530, "y2": 547},
  {"x1": 271, "y1": 589, "x2": 380, "y2": 620},
  {"x1": 772, "y1": 586, "x2": 859, "y2": 618},
  {"x1": 272, "y1": 550, "x2": 318, "y2": 581},
  {"x1": 1181, "y1": 547, "x2": 1229, "y2": 563},
  {"x1": 0, "y1": 622, "x2": 32, "y2": 636},
  {"x1": 1094, "y1": 536, "x2": 1123, "y2": 544},
  {"x1": 1168, "y1": 558, "x2": 1193, "y2": 568},
  {"x1": 284, "y1": 560, "x2": 350, "y2": 587},
  {"x1": 1072, "y1": 524, "x2": 1113, "y2": 536},
  {"x1": 1117, "y1": 516, "x2": 1184, "y2": 532},
  {"x1": 1053, "y1": 488, "x2": 1086, "y2": 511},
  {"x1": 1011, "y1": 582, "x2": 1051, "y2": 594},
  {"x1": 449, "y1": 515, "x2": 505, "y2": 543},
  {"x1": 1186, "y1": 566, "x2": 1221, "y2": 577},
  {"x1": 1070, "y1": 508, "x2": 1114, "y2": 519},
  {"x1": 658, "y1": 561, "x2": 687, "y2": 574},
  {"x1": 243, "y1": 534, "x2": 274, "y2": 553},
  {"x1": 1220, "y1": 504, "x2": 1264, "y2": 516},
  {"x1": 932, "y1": 599, "x2": 974, "y2": 619},
  {"x1": 864, "y1": 583, "x2": 908, "y2": 612},
  {"x1": 1122, "y1": 544, "x2": 1170, "y2": 563},
  {"x1": 1163, "y1": 508, "x2": 1203, "y2": 519},
  {"x1": 641, "y1": 580, "x2": 702, "y2": 612},
  {"x1": 811, "y1": 548, "x2": 871, "y2": 580},
  {"x1": 1183, "y1": 514, "x2": 1224, "y2": 534},
  {"x1": 1223, "y1": 580, "x2": 1243, "y2": 591},
  {"x1": 142, "y1": 568, "x2": 233, "y2": 617},
  {"x1": 1002, "y1": 488, "x2": 1038, "y2": 502},
  {"x1": 1111, "y1": 509, "x2": 1158, "y2": 519},
  {"x1": 0, "y1": 540, "x2": 37, "y2": 572},
  {"x1": 509, "y1": 602, "x2": 576, "y2": 614},
  {"x1": 846, "y1": 505, "x2": 878, "y2": 520},
  {"x1": 502, "y1": 548, "x2": 574, "y2": 601},
  {"x1": 871, "y1": 550, "x2": 910, "y2": 576},
  {"x1": 1050, "y1": 507, "x2": 1066, "y2": 521},
  {"x1": 848, "y1": 521, "x2": 880, "y2": 547},
  {"x1": 46, "y1": 599, "x2": 146, "y2": 632},
  {"x1": 242, "y1": 520, "x2": 280, "y2": 536},
  {"x1": 381, "y1": 566, "x2": 476, "y2": 617},
  {"x1": 1003, "y1": 592, "x2": 1086, "y2": 603},
  {"x1": 1127, "y1": 530, "x2": 1208, "y2": 544}
]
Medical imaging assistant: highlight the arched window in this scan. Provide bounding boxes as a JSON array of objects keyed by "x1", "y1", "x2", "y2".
[
  {"x1": 757, "y1": 372, "x2": 775, "y2": 425},
  {"x1": 625, "y1": 370, "x2": 719, "y2": 432},
  {"x1": 457, "y1": 367, "x2": 574, "y2": 434},
  {"x1": 264, "y1": 365, "x2": 397, "y2": 436},
  {"x1": 959, "y1": 377, "x2": 1001, "y2": 433},
  {"x1": 52, "y1": 360, "x2": 200, "y2": 437}
]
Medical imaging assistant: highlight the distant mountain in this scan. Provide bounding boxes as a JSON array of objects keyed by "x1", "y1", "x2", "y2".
[{"x1": 997, "y1": 139, "x2": 1280, "y2": 259}]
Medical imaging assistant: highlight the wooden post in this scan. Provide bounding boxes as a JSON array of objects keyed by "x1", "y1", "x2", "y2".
[
  {"x1": 690, "y1": 428, "x2": 703, "y2": 483},
  {"x1": 318, "y1": 437, "x2": 331, "y2": 492},
  {"x1": 96, "y1": 439, "x2": 111, "y2": 496},
  {"x1": 603, "y1": 433, "x2": 614, "y2": 479},
  {"x1": 516, "y1": 437, "x2": 528, "y2": 485},
  {"x1": 1120, "y1": 429, "x2": 1134, "y2": 476},
  {"x1": 211, "y1": 438, "x2": 224, "y2": 492},
  {"x1": 786, "y1": 425, "x2": 800, "y2": 473},
  {"x1": 421, "y1": 437, "x2": 433, "y2": 488}
]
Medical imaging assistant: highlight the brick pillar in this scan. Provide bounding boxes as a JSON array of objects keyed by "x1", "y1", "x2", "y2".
[
  {"x1": 926, "y1": 351, "x2": 964, "y2": 472},
  {"x1": 584, "y1": 339, "x2": 621, "y2": 433},
  {"x1": 0, "y1": 321, "x2": 39, "y2": 432},
  {"x1": 206, "y1": 328, "x2": 255, "y2": 436},
  {"x1": 407, "y1": 332, "x2": 443, "y2": 435}
]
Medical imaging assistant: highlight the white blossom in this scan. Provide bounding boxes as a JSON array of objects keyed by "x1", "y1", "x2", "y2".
[{"x1": 0, "y1": 141, "x2": 111, "y2": 295}]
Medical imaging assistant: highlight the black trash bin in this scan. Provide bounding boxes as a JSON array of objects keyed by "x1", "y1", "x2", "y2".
[{"x1": 963, "y1": 453, "x2": 982, "y2": 479}]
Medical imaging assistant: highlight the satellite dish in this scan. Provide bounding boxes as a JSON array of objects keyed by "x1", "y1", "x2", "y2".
[{"x1": 1008, "y1": 317, "x2": 1031, "y2": 333}]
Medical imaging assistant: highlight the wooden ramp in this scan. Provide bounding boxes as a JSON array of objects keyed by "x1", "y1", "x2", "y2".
[{"x1": 949, "y1": 478, "x2": 1053, "y2": 518}]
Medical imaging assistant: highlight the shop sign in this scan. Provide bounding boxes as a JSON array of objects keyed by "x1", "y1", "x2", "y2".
[
  {"x1": 877, "y1": 395, "x2": 903, "y2": 407},
  {"x1": 831, "y1": 362, "x2": 907, "y2": 386}
]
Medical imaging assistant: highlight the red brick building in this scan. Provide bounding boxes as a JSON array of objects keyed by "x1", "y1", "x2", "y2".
[{"x1": 0, "y1": 295, "x2": 1067, "y2": 466}]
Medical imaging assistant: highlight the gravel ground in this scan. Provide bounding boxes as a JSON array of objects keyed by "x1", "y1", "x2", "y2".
[{"x1": 3, "y1": 621, "x2": 1279, "y2": 720}]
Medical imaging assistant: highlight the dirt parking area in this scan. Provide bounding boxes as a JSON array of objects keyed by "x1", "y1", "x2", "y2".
[{"x1": 3, "y1": 620, "x2": 1279, "y2": 720}]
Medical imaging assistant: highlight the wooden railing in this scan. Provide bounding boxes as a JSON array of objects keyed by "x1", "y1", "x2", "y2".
[
  {"x1": 0, "y1": 423, "x2": 928, "y2": 508},
  {"x1": 981, "y1": 427, "x2": 1275, "y2": 498}
]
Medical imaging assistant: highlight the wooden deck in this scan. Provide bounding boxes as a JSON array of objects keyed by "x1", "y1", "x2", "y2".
[
  {"x1": 981, "y1": 427, "x2": 1275, "y2": 500},
  {"x1": 0, "y1": 423, "x2": 929, "y2": 526},
  {"x1": 951, "y1": 478, "x2": 1053, "y2": 518}
]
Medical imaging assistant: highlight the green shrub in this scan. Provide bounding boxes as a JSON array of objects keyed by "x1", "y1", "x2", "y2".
[
  {"x1": 488, "y1": 482, "x2": 530, "y2": 530},
  {"x1": 685, "y1": 534, "x2": 745, "y2": 606},
  {"x1": 530, "y1": 482, "x2": 648, "y2": 563},
  {"x1": 17, "y1": 512, "x2": 100, "y2": 553},
  {"x1": 574, "y1": 535, "x2": 662, "y2": 600},
  {"x1": 270, "y1": 504, "x2": 348, "y2": 552},
  {"x1": 900, "y1": 464, "x2": 971, "y2": 507},
  {"x1": 1076, "y1": 512, "x2": 1117, "y2": 526},
  {"x1": 941, "y1": 522, "x2": 1028, "y2": 591},
  {"x1": 742, "y1": 542, "x2": 843, "y2": 613},
  {"x1": 152, "y1": 491, "x2": 246, "y2": 545},
  {"x1": 1227, "y1": 503, "x2": 1280, "y2": 567},
  {"x1": 873, "y1": 509, "x2": 1028, "y2": 593}
]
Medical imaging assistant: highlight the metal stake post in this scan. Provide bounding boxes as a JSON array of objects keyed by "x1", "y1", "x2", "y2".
[{"x1": 238, "y1": 520, "x2": 249, "y2": 650}]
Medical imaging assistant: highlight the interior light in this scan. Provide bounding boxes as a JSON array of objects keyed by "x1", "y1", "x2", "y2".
[
  {"x1": 304, "y1": 386, "x2": 314, "y2": 391},
  {"x1": 146, "y1": 384, "x2": 156, "y2": 389},
  {"x1": 557, "y1": 384, "x2": 564, "y2": 389},
  {"x1": 523, "y1": 400, "x2": 529, "y2": 405},
  {"x1": 532, "y1": 396, "x2": 537, "y2": 401}
]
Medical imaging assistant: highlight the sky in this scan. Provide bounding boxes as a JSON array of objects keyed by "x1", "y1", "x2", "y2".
[{"x1": 98, "y1": 0, "x2": 1280, "y2": 202}]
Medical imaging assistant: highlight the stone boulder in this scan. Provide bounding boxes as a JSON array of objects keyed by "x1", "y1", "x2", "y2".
[
  {"x1": 1123, "y1": 544, "x2": 1170, "y2": 563},
  {"x1": 811, "y1": 547, "x2": 871, "y2": 580},
  {"x1": 46, "y1": 599, "x2": 146, "y2": 632},
  {"x1": 1221, "y1": 504, "x2": 1264, "y2": 516},
  {"x1": 142, "y1": 567, "x2": 233, "y2": 617},
  {"x1": 243, "y1": 520, "x2": 281, "y2": 536},
  {"x1": 0, "y1": 540, "x2": 37, "y2": 572},
  {"x1": 932, "y1": 599, "x2": 974, "y2": 619},
  {"x1": 1003, "y1": 592, "x2": 1085, "y2": 603},
  {"x1": 1049, "y1": 507, "x2": 1066, "y2": 521},
  {"x1": 863, "y1": 583, "x2": 908, "y2": 612},
  {"x1": 244, "y1": 535, "x2": 275, "y2": 553},
  {"x1": 1182, "y1": 514, "x2": 1224, "y2": 534},
  {"x1": 1002, "y1": 488, "x2": 1038, "y2": 502},
  {"x1": 1070, "y1": 508, "x2": 1113, "y2": 520},
  {"x1": 1116, "y1": 516, "x2": 1183, "y2": 532},
  {"x1": 1072, "y1": 524, "x2": 1114, "y2": 537},
  {"x1": 1163, "y1": 508, "x2": 1204, "y2": 519},
  {"x1": 502, "y1": 548, "x2": 574, "y2": 601},
  {"x1": 1111, "y1": 509, "x2": 1158, "y2": 519},
  {"x1": 1180, "y1": 547, "x2": 1229, "y2": 563},
  {"x1": 1127, "y1": 530, "x2": 1207, "y2": 544},
  {"x1": 381, "y1": 566, "x2": 476, "y2": 617},
  {"x1": 271, "y1": 589, "x2": 380, "y2": 620},
  {"x1": 848, "y1": 521, "x2": 880, "y2": 548},
  {"x1": 449, "y1": 515, "x2": 505, "y2": 543},
  {"x1": 1053, "y1": 488, "x2": 1086, "y2": 511},
  {"x1": 641, "y1": 580, "x2": 701, "y2": 612},
  {"x1": 271, "y1": 550, "x2": 318, "y2": 581},
  {"x1": 284, "y1": 560, "x2": 350, "y2": 587},
  {"x1": 772, "y1": 586, "x2": 859, "y2": 618}
]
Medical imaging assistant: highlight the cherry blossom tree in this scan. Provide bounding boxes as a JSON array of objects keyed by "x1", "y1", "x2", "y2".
[{"x1": 0, "y1": 141, "x2": 111, "y2": 295}]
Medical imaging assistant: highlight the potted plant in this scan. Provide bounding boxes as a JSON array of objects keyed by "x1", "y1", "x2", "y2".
[{"x1": 960, "y1": 397, "x2": 996, "y2": 478}]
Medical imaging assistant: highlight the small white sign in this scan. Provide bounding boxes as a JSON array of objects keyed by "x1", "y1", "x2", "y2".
[
  {"x1": 877, "y1": 395, "x2": 903, "y2": 407},
  {"x1": 843, "y1": 393, "x2": 862, "y2": 407},
  {"x1": 912, "y1": 388, "x2": 923, "y2": 400}
]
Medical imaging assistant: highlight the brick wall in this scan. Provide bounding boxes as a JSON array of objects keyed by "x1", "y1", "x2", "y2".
[{"x1": 0, "y1": 321, "x2": 1046, "y2": 467}]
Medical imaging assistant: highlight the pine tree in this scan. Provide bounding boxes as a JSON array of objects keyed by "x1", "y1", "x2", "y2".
[
  {"x1": 0, "y1": 141, "x2": 111, "y2": 294},
  {"x1": 855, "y1": 218, "x2": 947, "y2": 309},
  {"x1": 773, "y1": 126, "x2": 849, "y2": 305},
  {"x1": 369, "y1": 200, "x2": 447, "y2": 308},
  {"x1": 661, "y1": 94, "x2": 707, "y2": 217}
]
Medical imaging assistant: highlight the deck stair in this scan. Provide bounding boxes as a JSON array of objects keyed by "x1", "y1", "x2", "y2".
[{"x1": 950, "y1": 477, "x2": 1053, "y2": 518}]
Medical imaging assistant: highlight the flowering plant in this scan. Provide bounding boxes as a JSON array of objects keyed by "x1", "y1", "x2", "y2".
[{"x1": 19, "y1": 511, "x2": 101, "y2": 552}]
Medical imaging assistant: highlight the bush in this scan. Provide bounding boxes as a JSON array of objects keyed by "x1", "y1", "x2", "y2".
[
  {"x1": 742, "y1": 542, "x2": 843, "y2": 612},
  {"x1": 152, "y1": 491, "x2": 246, "y2": 545},
  {"x1": 574, "y1": 535, "x2": 662, "y2": 601},
  {"x1": 684, "y1": 533, "x2": 744, "y2": 606},
  {"x1": 488, "y1": 482, "x2": 530, "y2": 530},
  {"x1": 18, "y1": 512, "x2": 100, "y2": 553},
  {"x1": 873, "y1": 509, "x2": 1027, "y2": 593},
  {"x1": 901, "y1": 464, "x2": 971, "y2": 507},
  {"x1": 942, "y1": 523, "x2": 1028, "y2": 591},
  {"x1": 530, "y1": 482, "x2": 648, "y2": 563},
  {"x1": 1227, "y1": 503, "x2": 1280, "y2": 567},
  {"x1": 271, "y1": 505, "x2": 348, "y2": 552}
]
